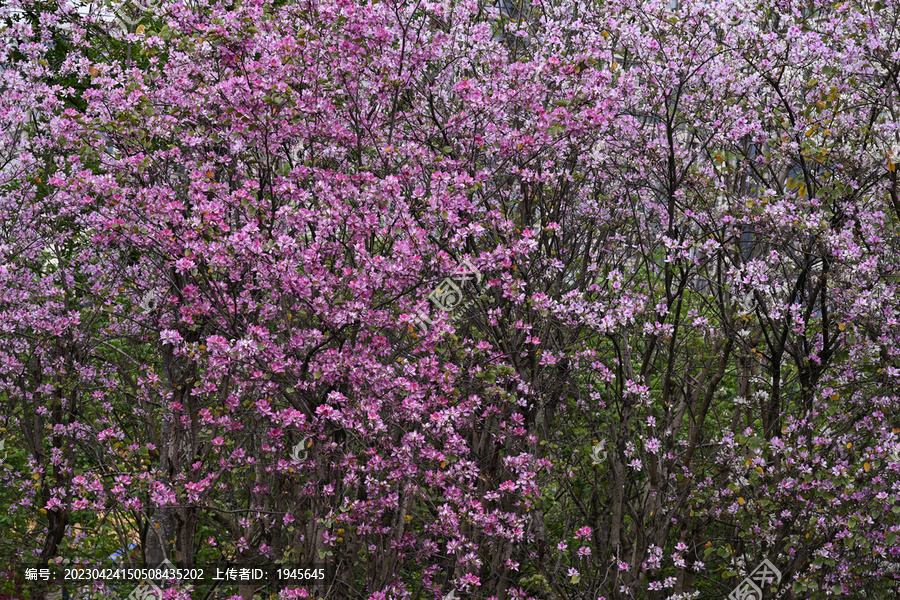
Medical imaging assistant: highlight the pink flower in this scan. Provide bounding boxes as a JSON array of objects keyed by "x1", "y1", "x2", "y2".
[
  {"x1": 159, "y1": 329, "x2": 183, "y2": 346},
  {"x1": 97, "y1": 428, "x2": 116, "y2": 441},
  {"x1": 499, "y1": 480, "x2": 517, "y2": 493},
  {"x1": 174, "y1": 257, "x2": 195, "y2": 274}
]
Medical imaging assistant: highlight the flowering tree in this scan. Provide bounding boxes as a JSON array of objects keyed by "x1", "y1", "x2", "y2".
[
  {"x1": 520, "y1": 1, "x2": 900, "y2": 599},
  {"x1": 0, "y1": 0, "x2": 898, "y2": 599}
]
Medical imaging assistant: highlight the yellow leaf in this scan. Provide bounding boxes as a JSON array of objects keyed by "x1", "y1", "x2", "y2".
[
  {"x1": 864, "y1": 462, "x2": 871, "y2": 472},
  {"x1": 738, "y1": 497, "x2": 745, "y2": 505},
  {"x1": 839, "y1": 323, "x2": 846, "y2": 331},
  {"x1": 846, "y1": 442, "x2": 853, "y2": 449},
  {"x1": 136, "y1": 24, "x2": 146, "y2": 34},
  {"x1": 40, "y1": 508, "x2": 47, "y2": 514},
  {"x1": 889, "y1": 160, "x2": 896, "y2": 173},
  {"x1": 440, "y1": 460, "x2": 446, "y2": 468},
  {"x1": 88, "y1": 66, "x2": 99, "y2": 77},
  {"x1": 601, "y1": 30, "x2": 610, "y2": 38}
]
